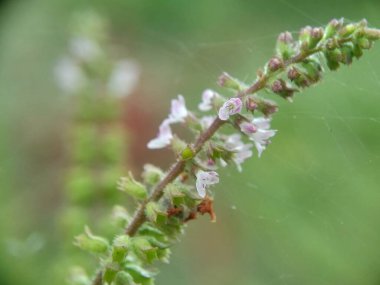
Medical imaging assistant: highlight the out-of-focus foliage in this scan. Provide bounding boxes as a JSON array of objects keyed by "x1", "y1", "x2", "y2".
[
  {"x1": 1, "y1": 1, "x2": 380, "y2": 285},
  {"x1": 54, "y1": 11, "x2": 140, "y2": 283}
]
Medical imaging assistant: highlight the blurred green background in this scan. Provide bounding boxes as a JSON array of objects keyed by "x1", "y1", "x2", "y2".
[{"x1": 1, "y1": 0, "x2": 380, "y2": 284}]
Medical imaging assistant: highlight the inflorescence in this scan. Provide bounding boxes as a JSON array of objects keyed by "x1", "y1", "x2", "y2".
[{"x1": 71, "y1": 18, "x2": 380, "y2": 285}]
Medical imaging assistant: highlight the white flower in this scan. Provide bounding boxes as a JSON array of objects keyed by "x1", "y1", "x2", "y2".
[
  {"x1": 240, "y1": 117, "x2": 276, "y2": 157},
  {"x1": 54, "y1": 57, "x2": 85, "y2": 94},
  {"x1": 107, "y1": 60, "x2": 140, "y2": 97},
  {"x1": 232, "y1": 143, "x2": 253, "y2": 172},
  {"x1": 224, "y1": 134, "x2": 253, "y2": 172},
  {"x1": 147, "y1": 119, "x2": 173, "y2": 149},
  {"x1": 70, "y1": 36, "x2": 101, "y2": 62},
  {"x1": 195, "y1": 170, "x2": 219, "y2": 198},
  {"x1": 199, "y1": 89, "x2": 216, "y2": 111},
  {"x1": 168, "y1": 95, "x2": 188, "y2": 123},
  {"x1": 218, "y1": 98, "x2": 242, "y2": 120}
]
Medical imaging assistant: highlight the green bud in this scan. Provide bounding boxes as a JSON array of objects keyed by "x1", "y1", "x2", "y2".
[
  {"x1": 181, "y1": 146, "x2": 195, "y2": 160},
  {"x1": 324, "y1": 18, "x2": 343, "y2": 39},
  {"x1": 287, "y1": 66, "x2": 309, "y2": 88},
  {"x1": 117, "y1": 172, "x2": 147, "y2": 200},
  {"x1": 340, "y1": 43, "x2": 354, "y2": 65},
  {"x1": 157, "y1": 248, "x2": 171, "y2": 264},
  {"x1": 104, "y1": 262, "x2": 120, "y2": 284},
  {"x1": 74, "y1": 226, "x2": 109, "y2": 254},
  {"x1": 362, "y1": 28, "x2": 380, "y2": 41},
  {"x1": 324, "y1": 49, "x2": 342, "y2": 70},
  {"x1": 352, "y1": 43, "x2": 363, "y2": 59},
  {"x1": 357, "y1": 37, "x2": 372, "y2": 49},
  {"x1": 124, "y1": 264, "x2": 157, "y2": 284},
  {"x1": 138, "y1": 224, "x2": 165, "y2": 240},
  {"x1": 217, "y1": 72, "x2": 246, "y2": 91},
  {"x1": 132, "y1": 237, "x2": 158, "y2": 264},
  {"x1": 165, "y1": 183, "x2": 186, "y2": 206},
  {"x1": 145, "y1": 202, "x2": 167, "y2": 224},
  {"x1": 299, "y1": 26, "x2": 312, "y2": 43},
  {"x1": 276, "y1": 31, "x2": 295, "y2": 59},
  {"x1": 112, "y1": 235, "x2": 130, "y2": 263},
  {"x1": 301, "y1": 60, "x2": 322, "y2": 84},
  {"x1": 114, "y1": 271, "x2": 135, "y2": 285},
  {"x1": 309, "y1": 27, "x2": 324, "y2": 49},
  {"x1": 339, "y1": 23, "x2": 356, "y2": 37},
  {"x1": 142, "y1": 164, "x2": 163, "y2": 185}
]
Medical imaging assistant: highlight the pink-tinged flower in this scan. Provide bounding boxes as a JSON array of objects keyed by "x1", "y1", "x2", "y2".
[
  {"x1": 240, "y1": 121, "x2": 257, "y2": 134},
  {"x1": 195, "y1": 170, "x2": 219, "y2": 198},
  {"x1": 218, "y1": 98, "x2": 242, "y2": 120},
  {"x1": 240, "y1": 117, "x2": 276, "y2": 157},
  {"x1": 147, "y1": 119, "x2": 173, "y2": 149},
  {"x1": 168, "y1": 95, "x2": 188, "y2": 123},
  {"x1": 199, "y1": 89, "x2": 216, "y2": 111}
]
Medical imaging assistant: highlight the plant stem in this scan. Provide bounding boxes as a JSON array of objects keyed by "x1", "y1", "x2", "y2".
[
  {"x1": 125, "y1": 118, "x2": 225, "y2": 236},
  {"x1": 93, "y1": 35, "x2": 353, "y2": 285},
  {"x1": 125, "y1": 41, "x2": 335, "y2": 237}
]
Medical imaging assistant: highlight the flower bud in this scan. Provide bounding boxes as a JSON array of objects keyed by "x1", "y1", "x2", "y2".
[
  {"x1": 299, "y1": 26, "x2": 312, "y2": 43},
  {"x1": 309, "y1": 27, "x2": 324, "y2": 49},
  {"x1": 217, "y1": 72, "x2": 246, "y2": 91},
  {"x1": 339, "y1": 23, "x2": 356, "y2": 37},
  {"x1": 117, "y1": 173, "x2": 148, "y2": 200},
  {"x1": 356, "y1": 37, "x2": 372, "y2": 49},
  {"x1": 145, "y1": 202, "x2": 166, "y2": 224},
  {"x1": 132, "y1": 237, "x2": 158, "y2": 264},
  {"x1": 362, "y1": 28, "x2": 380, "y2": 41},
  {"x1": 142, "y1": 164, "x2": 163, "y2": 185},
  {"x1": 74, "y1": 226, "x2": 109, "y2": 254},
  {"x1": 352, "y1": 43, "x2": 363, "y2": 59},
  {"x1": 276, "y1": 31, "x2": 294, "y2": 59},
  {"x1": 299, "y1": 26, "x2": 323, "y2": 50},
  {"x1": 340, "y1": 43, "x2": 354, "y2": 65},
  {"x1": 248, "y1": 96, "x2": 278, "y2": 116},
  {"x1": 114, "y1": 271, "x2": 134, "y2": 285},
  {"x1": 245, "y1": 96, "x2": 257, "y2": 111},
  {"x1": 324, "y1": 18, "x2": 343, "y2": 39},
  {"x1": 287, "y1": 66, "x2": 309, "y2": 88},
  {"x1": 324, "y1": 49, "x2": 342, "y2": 70},
  {"x1": 181, "y1": 145, "x2": 195, "y2": 160},
  {"x1": 112, "y1": 235, "x2": 130, "y2": 263},
  {"x1": 266, "y1": 57, "x2": 283, "y2": 73},
  {"x1": 165, "y1": 183, "x2": 186, "y2": 206},
  {"x1": 301, "y1": 60, "x2": 322, "y2": 84},
  {"x1": 271, "y1": 79, "x2": 297, "y2": 101},
  {"x1": 124, "y1": 264, "x2": 156, "y2": 284},
  {"x1": 104, "y1": 262, "x2": 120, "y2": 284}
]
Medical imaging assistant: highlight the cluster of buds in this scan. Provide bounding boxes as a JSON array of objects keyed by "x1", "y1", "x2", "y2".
[{"x1": 72, "y1": 19, "x2": 380, "y2": 285}]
